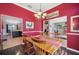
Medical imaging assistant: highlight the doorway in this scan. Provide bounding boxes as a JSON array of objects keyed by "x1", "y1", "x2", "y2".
[
  {"x1": 43, "y1": 16, "x2": 67, "y2": 39},
  {"x1": 43, "y1": 16, "x2": 67, "y2": 47},
  {"x1": 1, "y1": 14, "x2": 23, "y2": 40},
  {"x1": 0, "y1": 14, "x2": 23, "y2": 52}
]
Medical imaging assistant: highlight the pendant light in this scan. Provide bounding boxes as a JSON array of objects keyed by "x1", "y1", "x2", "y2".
[{"x1": 34, "y1": 3, "x2": 47, "y2": 19}]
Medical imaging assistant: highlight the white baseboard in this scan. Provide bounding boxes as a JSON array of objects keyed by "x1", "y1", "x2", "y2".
[
  {"x1": 67, "y1": 33, "x2": 79, "y2": 35},
  {"x1": 63, "y1": 46, "x2": 79, "y2": 53},
  {"x1": 23, "y1": 31, "x2": 42, "y2": 33},
  {"x1": 67, "y1": 47, "x2": 79, "y2": 53}
]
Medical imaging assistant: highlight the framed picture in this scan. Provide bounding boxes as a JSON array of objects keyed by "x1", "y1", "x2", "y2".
[
  {"x1": 26, "y1": 21, "x2": 34, "y2": 29},
  {"x1": 71, "y1": 15, "x2": 79, "y2": 32}
]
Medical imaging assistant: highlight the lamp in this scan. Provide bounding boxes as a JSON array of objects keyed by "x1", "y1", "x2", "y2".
[{"x1": 34, "y1": 3, "x2": 47, "y2": 19}]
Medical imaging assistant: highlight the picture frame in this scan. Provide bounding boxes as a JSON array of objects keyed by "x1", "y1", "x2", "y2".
[
  {"x1": 26, "y1": 21, "x2": 34, "y2": 29},
  {"x1": 71, "y1": 15, "x2": 79, "y2": 32}
]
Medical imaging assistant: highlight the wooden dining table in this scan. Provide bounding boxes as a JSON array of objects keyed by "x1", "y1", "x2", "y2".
[{"x1": 24, "y1": 36, "x2": 63, "y2": 55}]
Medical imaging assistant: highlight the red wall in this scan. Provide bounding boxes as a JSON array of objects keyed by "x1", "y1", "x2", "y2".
[
  {"x1": 45, "y1": 3, "x2": 79, "y2": 50},
  {"x1": 0, "y1": 3, "x2": 79, "y2": 50},
  {"x1": 0, "y1": 3, "x2": 43, "y2": 36}
]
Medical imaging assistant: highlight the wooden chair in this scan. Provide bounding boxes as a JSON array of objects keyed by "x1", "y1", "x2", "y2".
[{"x1": 22, "y1": 37, "x2": 36, "y2": 55}]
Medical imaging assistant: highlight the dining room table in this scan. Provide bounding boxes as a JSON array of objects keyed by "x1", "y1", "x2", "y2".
[{"x1": 23, "y1": 36, "x2": 63, "y2": 55}]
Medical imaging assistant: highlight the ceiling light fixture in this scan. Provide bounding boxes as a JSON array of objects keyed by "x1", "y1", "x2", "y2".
[{"x1": 34, "y1": 3, "x2": 47, "y2": 19}]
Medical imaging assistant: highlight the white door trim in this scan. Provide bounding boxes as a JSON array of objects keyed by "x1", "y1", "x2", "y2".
[
  {"x1": 1, "y1": 14, "x2": 23, "y2": 38},
  {"x1": 67, "y1": 33, "x2": 79, "y2": 35}
]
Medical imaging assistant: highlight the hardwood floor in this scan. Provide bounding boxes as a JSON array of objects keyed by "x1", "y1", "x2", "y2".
[
  {"x1": 3, "y1": 37, "x2": 23, "y2": 50},
  {"x1": 2, "y1": 45, "x2": 21, "y2": 55},
  {"x1": 1, "y1": 36, "x2": 79, "y2": 55},
  {"x1": 1, "y1": 45, "x2": 79, "y2": 55}
]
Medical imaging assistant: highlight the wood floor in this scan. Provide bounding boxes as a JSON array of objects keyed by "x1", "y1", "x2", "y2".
[
  {"x1": 2, "y1": 37, "x2": 23, "y2": 50},
  {"x1": 1, "y1": 36, "x2": 79, "y2": 55},
  {"x1": 1, "y1": 45, "x2": 79, "y2": 55}
]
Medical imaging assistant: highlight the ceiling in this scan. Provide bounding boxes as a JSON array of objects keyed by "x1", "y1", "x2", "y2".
[{"x1": 14, "y1": 3, "x2": 62, "y2": 13}]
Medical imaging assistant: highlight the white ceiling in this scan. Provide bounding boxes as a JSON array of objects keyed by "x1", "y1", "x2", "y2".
[{"x1": 14, "y1": 3, "x2": 62, "y2": 13}]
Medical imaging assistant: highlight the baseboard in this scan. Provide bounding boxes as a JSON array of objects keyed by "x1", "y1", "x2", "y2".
[
  {"x1": 67, "y1": 47, "x2": 79, "y2": 53},
  {"x1": 62, "y1": 46, "x2": 79, "y2": 53}
]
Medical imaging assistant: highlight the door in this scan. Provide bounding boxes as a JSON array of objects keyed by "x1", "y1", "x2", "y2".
[
  {"x1": 43, "y1": 20, "x2": 49, "y2": 35},
  {"x1": 0, "y1": 15, "x2": 3, "y2": 54}
]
